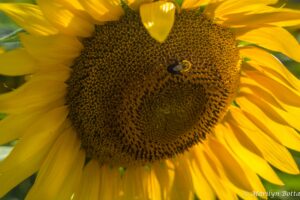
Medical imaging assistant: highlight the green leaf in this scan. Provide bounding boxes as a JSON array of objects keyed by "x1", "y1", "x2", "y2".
[
  {"x1": 0, "y1": 113, "x2": 6, "y2": 120},
  {"x1": 175, "y1": 0, "x2": 184, "y2": 6},
  {"x1": 0, "y1": 13, "x2": 19, "y2": 36},
  {"x1": 0, "y1": 12, "x2": 22, "y2": 50}
]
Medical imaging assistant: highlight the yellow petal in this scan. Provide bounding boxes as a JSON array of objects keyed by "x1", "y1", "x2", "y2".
[
  {"x1": 0, "y1": 48, "x2": 37, "y2": 76},
  {"x1": 237, "y1": 83, "x2": 300, "y2": 152},
  {"x1": 239, "y1": 85, "x2": 300, "y2": 131},
  {"x1": 0, "y1": 3, "x2": 58, "y2": 35},
  {"x1": 222, "y1": 7, "x2": 300, "y2": 27},
  {"x1": 241, "y1": 64, "x2": 299, "y2": 98},
  {"x1": 36, "y1": 0, "x2": 94, "y2": 37},
  {"x1": 0, "y1": 106, "x2": 68, "y2": 171},
  {"x1": 237, "y1": 26, "x2": 300, "y2": 62},
  {"x1": 60, "y1": 0, "x2": 86, "y2": 12},
  {"x1": 0, "y1": 111, "x2": 42, "y2": 145},
  {"x1": 207, "y1": 137, "x2": 264, "y2": 200},
  {"x1": 243, "y1": 69, "x2": 300, "y2": 107},
  {"x1": 0, "y1": 47, "x2": 4, "y2": 54},
  {"x1": 126, "y1": 0, "x2": 153, "y2": 10},
  {"x1": 239, "y1": 47, "x2": 300, "y2": 91},
  {"x1": 76, "y1": 159, "x2": 101, "y2": 200},
  {"x1": 208, "y1": 137, "x2": 253, "y2": 192},
  {"x1": 0, "y1": 151, "x2": 42, "y2": 197},
  {"x1": 186, "y1": 152, "x2": 215, "y2": 200},
  {"x1": 26, "y1": 127, "x2": 81, "y2": 200},
  {"x1": 215, "y1": 125, "x2": 267, "y2": 197},
  {"x1": 140, "y1": 1, "x2": 176, "y2": 43},
  {"x1": 78, "y1": 0, "x2": 124, "y2": 22},
  {"x1": 196, "y1": 144, "x2": 238, "y2": 200},
  {"x1": 36, "y1": 63, "x2": 70, "y2": 72},
  {"x1": 152, "y1": 161, "x2": 175, "y2": 200},
  {"x1": 56, "y1": 150, "x2": 85, "y2": 200},
  {"x1": 59, "y1": 0, "x2": 93, "y2": 21},
  {"x1": 241, "y1": 70, "x2": 300, "y2": 124},
  {"x1": 230, "y1": 105, "x2": 299, "y2": 174},
  {"x1": 182, "y1": 0, "x2": 210, "y2": 9},
  {"x1": 0, "y1": 107, "x2": 67, "y2": 198},
  {"x1": 245, "y1": 99, "x2": 300, "y2": 152},
  {"x1": 19, "y1": 33, "x2": 83, "y2": 65},
  {"x1": 118, "y1": 167, "x2": 144, "y2": 199},
  {"x1": 98, "y1": 166, "x2": 123, "y2": 199},
  {"x1": 212, "y1": 0, "x2": 277, "y2": 18},
  {"x1": 215, "y1": 123, "x2": 283, "y2": 185},
  {"x1": 221, "y1": 180, "x2": 260, "y2": 200},
  {"x1": 0, "y1": 78, "x2": 66, "y2": 114},
  {"x1": 144, "y1": 167, "x2": 161, "y2": 200},
  {"x1": 169, "y1": 156, "x2": 194, "y2": 200},
  {"x1": 170, "y1": 157, "x2": 194, "y2": 200},
  {"x1": 31, "y1": 68, "x2": 70, "y2": 81}
]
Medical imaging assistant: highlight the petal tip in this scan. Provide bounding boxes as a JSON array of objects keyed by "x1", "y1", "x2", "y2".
[{"x1": 140, "y1": 1, "x2": 176, "y2": 43}]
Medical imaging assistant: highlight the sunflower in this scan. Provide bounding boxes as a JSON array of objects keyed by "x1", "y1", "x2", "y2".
[{"x1": 1, "y1": 0, "x2": 300, "y2": 199}]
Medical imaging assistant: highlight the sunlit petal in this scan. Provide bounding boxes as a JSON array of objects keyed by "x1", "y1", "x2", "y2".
[{"x1": 140, "y1": 1, "x2": 176, "y2": 43}]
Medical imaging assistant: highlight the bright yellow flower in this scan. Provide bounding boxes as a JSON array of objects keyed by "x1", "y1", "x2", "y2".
[{"x1": 1, "y1": 0, "x2": 300, "y2": 199}]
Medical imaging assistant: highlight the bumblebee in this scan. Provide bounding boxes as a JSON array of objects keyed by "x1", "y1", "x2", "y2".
[{"x1": 167, "y1": 59, "x2": 192, "y2": 75}]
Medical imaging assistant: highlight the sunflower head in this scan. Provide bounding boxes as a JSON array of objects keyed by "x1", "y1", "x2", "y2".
[
  {"x1": 66, "y1": 7, "x2": 240, "y2": 166},
  {"x1": 0, "y1": 0, "x2": 300, "y2": 200}
]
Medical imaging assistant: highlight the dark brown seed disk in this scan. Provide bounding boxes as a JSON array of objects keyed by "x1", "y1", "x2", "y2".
[{"x1": 66, "y1": 9, "x2": 240, "y2": 166}]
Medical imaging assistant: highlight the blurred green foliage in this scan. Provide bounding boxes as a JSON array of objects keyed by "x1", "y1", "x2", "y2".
[
  {"x1": 0, "y1": 113, "x2": 5, "y2": 120},
  {"x1": 0, "y1": 0, "x2": 300, "y2": 200},
  {"x1": 0, "y1": 12, "x2": 21, "y2": 50}
]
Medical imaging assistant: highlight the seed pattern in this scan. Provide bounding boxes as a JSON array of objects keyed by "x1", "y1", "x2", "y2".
[{"x1": 66, "y1": 10, "x2": 240, "y2": 166}]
